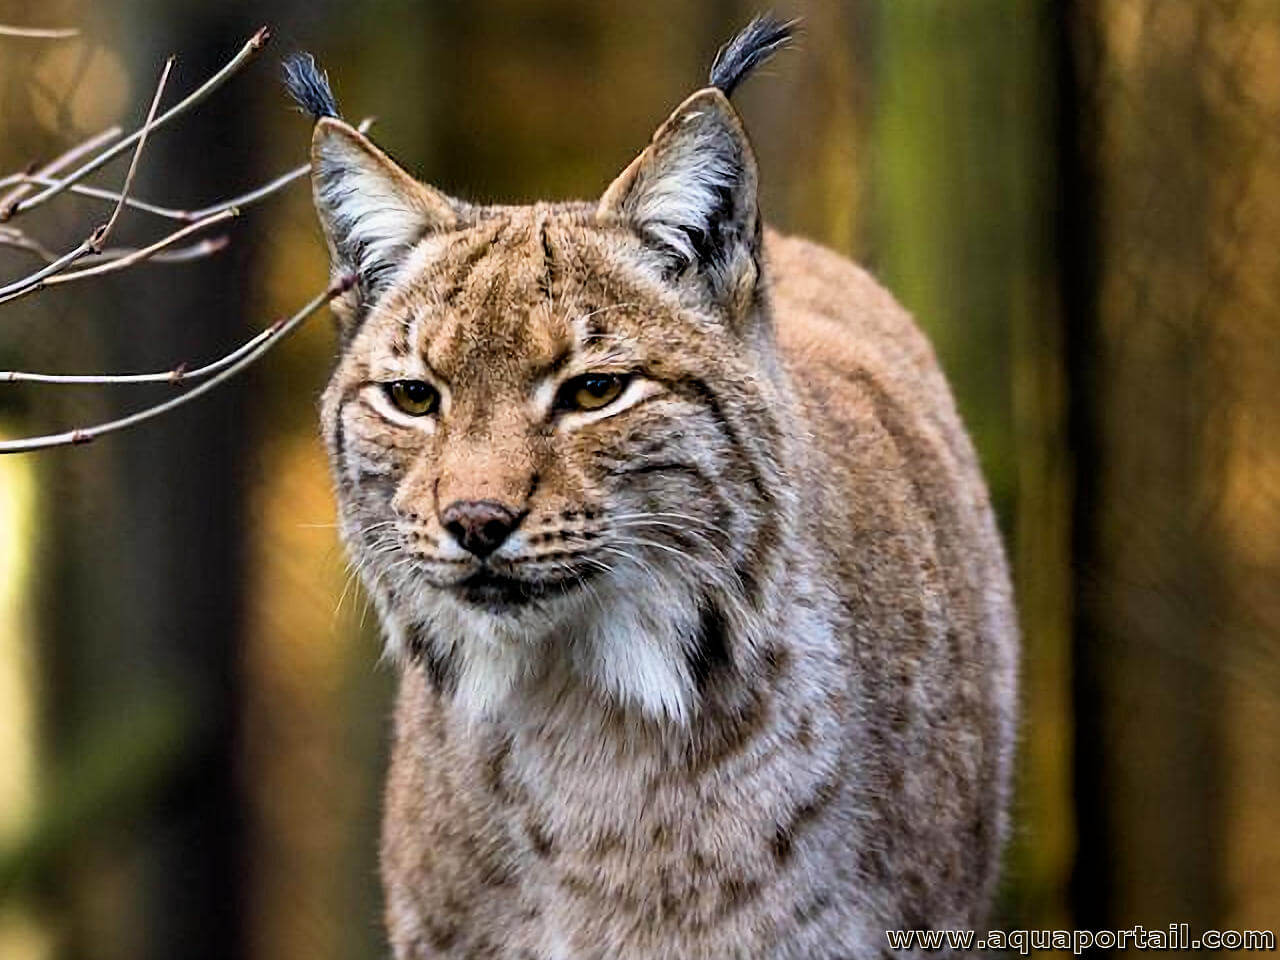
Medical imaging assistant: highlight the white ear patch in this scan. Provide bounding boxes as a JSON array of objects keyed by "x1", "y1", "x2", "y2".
[
  {"x1": 317, "y1": 172, "x2": 425, "y2": 278},
  {"x1": 310, "y1": 119, "x2": 458, "y2": 292},
  {"x1": 626, "y1": 118, "x2": 745, "y2": 266},
  {"x1": 597, "y1": 88, "x2": 759, "y2": 292}
]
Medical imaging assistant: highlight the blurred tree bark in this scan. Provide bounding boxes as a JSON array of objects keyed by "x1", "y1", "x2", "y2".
[
  {"x1": 31, "y1": 3, "x2": 263, "y2": 957},
  {"x1": 1059, "y1": 0, "x2": 1273, "y2": 950}
]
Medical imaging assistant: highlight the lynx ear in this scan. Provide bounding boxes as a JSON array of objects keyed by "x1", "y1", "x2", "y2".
[
  {"x1": 285, "y1": 53, "x2": 459, "y2": 325},
  {"x1": 598, "y1": 89, "x2": 760, "y2": 305},
  {"x1": 310, "y1": 119, "x2": 460, "y2": 306}
]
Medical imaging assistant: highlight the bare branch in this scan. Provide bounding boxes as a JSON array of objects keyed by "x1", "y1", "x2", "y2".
[
  {"x1": 3, "y1": 116, "x2": 374, "y2": 223},
  {"x1": 185, "y1": 116, "x2": 373, "y2": 218},
  {"x1": 0, "y1": 227, "x2": 57, "y2": 262},
  {"x1": 0, "y1": 25, "x2": 79, "y2": 39},
  {"x1": 2, "y1": 308, "x2": 283, "y2": 385},
  {"x1": 0, "y1": 126, "x2": 122, "y2": 217},
  {"x1": 92, "y1": 56, "x2": 174, "y2": 250},
  {"x1": 112, "y1": 236, "x2": 228, "y2": 263},
  {"x1": 0, "y1": 26, "x2": 271, "y2": 222},
  {"x1": 0, "y1": 277, "x2": 353, "y2": 454},
  {"x1": 0, "y1": 240, "x2": 93, "y2": 302},
  {"x1": 44, "y1": 208, "x2": 237, "y2": 286},
  {"x1": 0, "y1": 179, "x2": 189, "y2": 221},
  {"x1": 0, "y1": 60, "x2": 175, "y2": 304},
  {"x1": 0, "y1": 227, "x2": 227, "y2": 266},
  {"x1": 0, "y1": 25, "x2": 351, "y2": 456},
  {"x1": 0, "y1": 214, "x2": 233, "y2": 306}
]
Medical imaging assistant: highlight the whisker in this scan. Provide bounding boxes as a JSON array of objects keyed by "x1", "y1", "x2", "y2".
[
  {"x1": 334, "y1": 556, "x2": 368, "y2": 620},
  {"x1": 609, "y1": 519, "x2": 736, "y2": 568},
  {"x1": 599, "y1": 545, "x2": 666, "y2": 593},
  {"x1": 606, "y1": 511, "x2": 729, "y2": 534},
  {"x1": 607, "y1": 534, "x2": 745, "y2": 596}
]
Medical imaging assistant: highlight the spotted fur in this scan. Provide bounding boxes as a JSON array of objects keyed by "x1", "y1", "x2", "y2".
[{"x1": 301, "y1": 15, "x2": 1017, "y2": 960}]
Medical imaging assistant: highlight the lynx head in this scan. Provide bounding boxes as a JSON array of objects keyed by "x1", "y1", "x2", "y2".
[{"x1": 288, "y1": 16, "x2": 797, "y2": 723}]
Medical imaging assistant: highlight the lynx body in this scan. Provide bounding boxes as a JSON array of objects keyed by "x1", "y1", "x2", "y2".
[{"x1": 289, "y1": 18, "x2": 1017, "y2": 959}]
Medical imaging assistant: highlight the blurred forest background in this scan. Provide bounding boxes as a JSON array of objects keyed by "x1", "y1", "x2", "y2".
[{"x1": 0, "y1": 0, "x2": 1277, "y2": 957}]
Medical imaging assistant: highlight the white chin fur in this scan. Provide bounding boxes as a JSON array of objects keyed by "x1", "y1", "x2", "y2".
[{"x1": 370, "y1": 560, "x2": 705, "y2": 725}]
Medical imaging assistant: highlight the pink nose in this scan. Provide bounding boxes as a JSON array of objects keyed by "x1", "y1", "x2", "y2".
[{"x1": 439, "y1": 500, "x2": 521, "y2": 558}]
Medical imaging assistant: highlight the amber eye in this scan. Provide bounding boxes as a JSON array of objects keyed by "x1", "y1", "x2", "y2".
[
  {"x1": 385, "y1": 380, "x2": 439, "y2": 416},
  {"x1": 557, "y1": 373, "x2": 627, "y2": 412}
]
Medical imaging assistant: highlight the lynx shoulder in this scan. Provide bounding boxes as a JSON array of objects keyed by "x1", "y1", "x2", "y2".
[{"x1": 289, "y1": 14, "x2": 1017, "y2": 959}]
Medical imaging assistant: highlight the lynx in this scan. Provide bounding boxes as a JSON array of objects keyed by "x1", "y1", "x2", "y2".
[{"x1": 287, "y1": 15, "x2": 1017, "y2": 959}]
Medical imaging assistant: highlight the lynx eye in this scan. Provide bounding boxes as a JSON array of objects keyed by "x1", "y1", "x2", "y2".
[
  {"x1": 557, "y1": 373, "x2": 627, "y2": 412},
  {"x1": 385, "y1": 380, "x2": 439, "y2": 416}
]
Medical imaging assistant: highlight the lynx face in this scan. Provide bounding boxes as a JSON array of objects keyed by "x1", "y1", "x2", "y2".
[{"x1": 314, "y1": 91, "x2": 785, "y2": 721}]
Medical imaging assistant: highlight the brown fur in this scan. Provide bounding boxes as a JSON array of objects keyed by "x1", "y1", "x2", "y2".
[{"x1": 304, "y1": 47, "x2": 1017, "y2": 960}]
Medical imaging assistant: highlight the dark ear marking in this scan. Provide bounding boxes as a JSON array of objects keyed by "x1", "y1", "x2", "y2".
[
  {"x1": 687, "y1": 598, "x2": 733, "y2": 693},
  {"x1": 282, "y1": 52, "x2": 340, "y2": 119},
  {"x1": 306, "y1": 117, "x2": 462, "y2": 330},
  {"x1": 596, "y1": 89, "x2": 761, "y2": 304},
  {"x1": 709, "y1": 13, "x2": 799, "y2": 98},
  {"x1": 594, "y1": 15, "x2": 798, "y2": 311},
  {"x1": 287, "y1": 55, "x2": 464, "y2": 333}
]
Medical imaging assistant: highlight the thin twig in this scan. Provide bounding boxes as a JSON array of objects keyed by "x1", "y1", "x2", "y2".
[
  {"x1": 0, "y1": 126, "x2": 122, "y2": 217},
  {"x1": 17, "y1": 177, "x2": 199, "y2": 220},
  {"x1": 189, "y1": 165, "x2": 307, "y2": 220},
  {"x1": 0, "y1": 26, "x2": 270, "y2": 222},
  {"x1": 186, "y1": 116, "x2": 373, "y2": 218},
  {"x1": 3, "y1": 312, "x2": 284, "y2": 385},
  {"x1": 92, "y1": 56, "x2": 174, "y2": 250},
  {"x1": 0, "y1": 61, "x2": 175, "y2": 304},
  {"x1": 0, "y1": 25, "x2": 79, "y2": 39},
  {"x1": 0, "y1": 180, "x2": 188, "y2": 221},
  {"x1": 0, "y1": 210, "x2": 234, "y2": 305},
  {"x1": 0, "y1": 242, "x2": 91, "y2": 301},
  {"x1": 46, "y1": 208, "x2": 236, "y2": 285},
  {"x1": 113, "y1": 236, "x2": 228, "y2": 263},
  {"x1": 2, "y1": 116, "x2": 374, "y2": 223},
  {"x1": 0, "y1": 277, "x2": 354, "y2": 453},
  {"x1": 0, "y1": 227, "x2": 57, "y2": 261},
  {"x1": 0, "y1": 228, "x2": 227, "y2": 266}
]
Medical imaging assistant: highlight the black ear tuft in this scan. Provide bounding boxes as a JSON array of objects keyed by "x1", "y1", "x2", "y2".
[
  {"x1": 708, "y1": 13, "x2": 799, "y2": 98},
  {"x1": 283, "y1": 52, "x2": 341, "y2": 120}
]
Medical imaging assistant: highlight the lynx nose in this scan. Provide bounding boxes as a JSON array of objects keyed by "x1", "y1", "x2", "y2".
[{"x1": 440, "y1": 499, "x2": 521, "y2": 558}]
